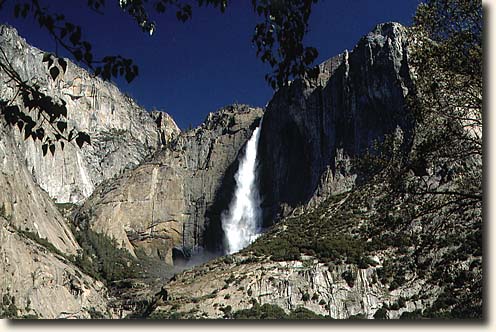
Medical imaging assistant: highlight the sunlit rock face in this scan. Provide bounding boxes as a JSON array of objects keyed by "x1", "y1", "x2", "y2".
[
  {"x1": 0, "y1": 24, "x2": 180, "y2": 204},
  {"x1": 0, "y1": 222, "x2": 114, "y2": 319},
  {"x1": 258, "y1": 22, "x2": 414, "y2": 224},
  {"x1": 76, "y1": 105, "x2": 264, "y2": 263},
  {"x1": 0, "y1": 124, "x2": 80, "y2": 256},
  {"x1": 0, "y1": 120, "x2": 114, "y2": 319},
  {"x1": 149, "y1": 255, "x2": 430, "y2": 319}
]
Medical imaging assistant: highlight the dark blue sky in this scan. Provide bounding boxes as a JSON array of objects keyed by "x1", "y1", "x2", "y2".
[{"x1": 0, "y1": 0, "x2": 420, "y2": 129}]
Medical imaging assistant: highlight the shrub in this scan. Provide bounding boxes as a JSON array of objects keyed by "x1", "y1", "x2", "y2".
[
  {"x1": 400, "y1": 309, "x2": 423, "y2": 319},
  {"x1": 70, "y1": 225, "x2": 140, "y2": 283},
  {"x1": 289, "y1": 307, "x2": 324, "y2": 319},
  {"x1": 348, "y1": 313, "x2": 366, "y2": 319},
  {"x1": 233, "y1": 303, "x2": 287, "y2": 319},
  {"x1": 341, "y1": 270, "x2": 355, "y2": 288},
  {"x1": 220, "y1": 305, "x2": 232, "y2": 318},
  {"x1": 0, "y1": 294, "x2": 18, "y2": 319},
  {"x1": 17, "y1": 228, "x2": 65, "y2": 258},
  {"x1": 373, "y1": 307, "x2": 388, "y2": 319}
]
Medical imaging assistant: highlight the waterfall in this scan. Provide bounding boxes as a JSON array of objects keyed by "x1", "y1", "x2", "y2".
[{"x1": 221, "y1": 120, "x2": 263, "y2": 254}]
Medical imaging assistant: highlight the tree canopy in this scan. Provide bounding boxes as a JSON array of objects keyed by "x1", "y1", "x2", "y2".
[{"x1": 408, "y1": 0, "x2": 482, "y2": 200}]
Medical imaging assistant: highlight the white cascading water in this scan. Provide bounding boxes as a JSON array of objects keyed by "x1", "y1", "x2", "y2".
[{"x1": 222, "y1": 121, "x2": 263, "y2": 254}]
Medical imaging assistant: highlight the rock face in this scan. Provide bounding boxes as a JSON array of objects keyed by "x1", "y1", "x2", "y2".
[
  {"x1": 0, "y1": 24, "x2": 180, "y2": 204},
  {"x1": 149, "y1": 255, "x2": 431, "y2": 319},
  {"x1": 0, "y1": 24, "x2": 179, "y2": 318},
  {"x1": 0, "y1": 19, "x2": 481, "y2": 320},
  {"x1": 258, "y1": 22, "x2": 413, "y2": 223},
  {"x1": 0, "y1": 123, "x2": 79, "y2": 256},
  {"x1": 145, "y1": 22, "x2": 481, "y2": 320},
  {"x1": 0, "y1": 222, "x2": 113, "y2": 319},
  {"x1": 75, "y1": 23, "x2": 414, "y2": 264},
  {"x1": 77, "y1": 105, "x2": 263, "y2": 263},
  {"x1": 0, "y1": 122, "x2": 113, "y2": 318}
]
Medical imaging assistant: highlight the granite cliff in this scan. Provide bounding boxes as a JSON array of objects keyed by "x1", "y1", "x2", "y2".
[
  {"x1": 258, "y1": 22, "x2": 413, "y2": 224},
  {"x1": 76, "y1": 105, "x2": 263, "y2": 264},
  {"x1": 0, "y1": 24, "x2": 180, "y2": 204},
  {"x1": 145, "y1": 22, "x2": 481, "y2": 319},
  {"x1": 76, "y1": 22, "x2": 413, "y2": 259},
  {"x1": 0, "y1": 24, "x2": 179, "y2": 318},
  {"x1": 0, "y1": 20, "x2": 481, "y2": 320},
  {"x1": 1, "y1": 119, "x2": 114, "y2": 318}
]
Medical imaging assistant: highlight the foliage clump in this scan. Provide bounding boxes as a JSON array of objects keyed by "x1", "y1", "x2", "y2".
[
  {"x1": 232, "y1": 303, "x2": 325, "y2": 320},
  {"x1": 70, "y1": 223, "x2": 140, "y2": 283}
]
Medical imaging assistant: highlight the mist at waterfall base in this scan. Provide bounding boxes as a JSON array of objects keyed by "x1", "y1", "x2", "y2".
[{"x1": 221, "y1": 122, "x2": 263, "y2": 254}]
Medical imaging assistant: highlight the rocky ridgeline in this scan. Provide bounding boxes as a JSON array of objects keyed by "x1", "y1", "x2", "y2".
[
  {"x1": 148, "y1": 256, "x2": 427, "y2": 319},
  {"x1": 0, "y1": 24, "x2": 180, "y2": 204}
]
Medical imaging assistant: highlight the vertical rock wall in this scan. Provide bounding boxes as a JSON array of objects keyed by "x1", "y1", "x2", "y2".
[{"x1": 259, "y1": 22, "x2": 414, "y2": 224}]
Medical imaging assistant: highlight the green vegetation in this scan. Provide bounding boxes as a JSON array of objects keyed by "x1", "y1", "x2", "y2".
[
  {"x1": 289, "y1": 307, "x2": 327, "y2": 319},
  {"x1": 12, "y1": 221, "x2": 141, "y2": 304},
  {"x1": 249, "y1": 193, "x2": 372, "y2": 265},
  {"x1": 373, "y1": 307, "x2": 388, "y2": 319},
  {"x1": 341, "y1": 270, "x2": 355, "y2": 288},
  {"x1": 148, "y1": 309, "x2": 185, "y2": 320},
  {"x1": 54, "y1": 202, "x2": 77, "y2": 215},
  {"x1": 399, "y1": 309, "x2": 423, "y2": 320},
  {"x1": 13, "y1": 216, "x2": 140, "y2": 286},
  {"x1": 98, "y1": 128, "x2": 128, "y2": 142},
  {"x1": 0, "y1": 294, "x2": 19, "y2": 319},
  {"x1": 219, "y1": 305, "x2": 232, "y2": 318},
  {"x1": 232, "y1": 303, "x2": 286, "y2": 319},
  {"x1": 87, "y1": 307, "x2": 106, "y2": 319},
  {"x1": 348, "y1": 313, "x2": 366, "y2": 319},
  {"x1": 17, "y1": 228, "x2": 66, "y2": 258},
  {"x1": 232, "y1": 303, "x2": 325, "y2": 320},
  {"x1": 0, "y1": 294, "x2": 38, "y2": 319},
  {"x1": 70, "y1": 224, "x2": 140, "y2": 284}
]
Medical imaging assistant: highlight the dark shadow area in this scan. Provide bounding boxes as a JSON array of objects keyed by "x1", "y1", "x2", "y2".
[
  {"x1": 201, "y1": 144, "x2": 240, "y2": 255},
  {"x1": 258, "y1": 24, "x2": 415, "y2": 226},
  {"x1": 481, "y1": 2, "x2": 490, "y2": 321}
]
